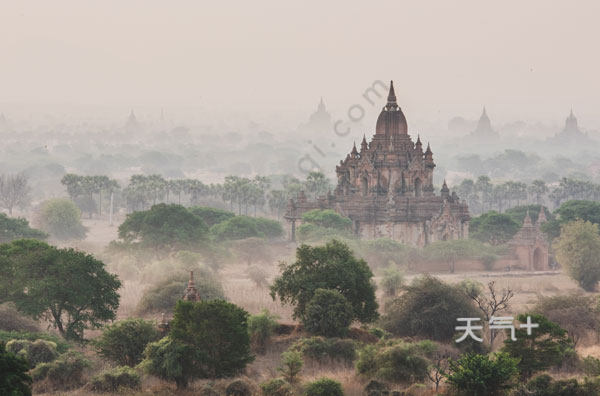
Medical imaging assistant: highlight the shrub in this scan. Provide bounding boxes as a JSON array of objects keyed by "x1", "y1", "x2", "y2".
[
  {"x1": 271, "y1": 239, "x2": 378, "y2": 324},
  {"x1": 169, "y1": 300, "x2": 254, "y2": 378},
  {"x1": 248, "y1": 309, "x2": 279, "y2": 354},
  {"x1": 292, "y1": 337, "x2": 356, "y2": 365},
  {"x1": 0, "y1": 331, "x2": 69, "y2": 354},
  {"x1": 301, "y1": 209, "x2": 352, "y2": 230},
  {"x1": 445, "y1": 352, "x2": 519, "y2": 396},
  {"x1": 303, "y1": 378, "x2": 344, "y2": 396},
  {"x1": 31, "y1": 351, "x2": 90, "y2": 391},
  {"x1": 381, "y1": 275, "x2": 479, "y2": 342},
  {"x1": 94, "y1": 318, "x2": 160, "y2": 367},
  {"x1": 0, "y1": 304, "x2": 39, "y2": 332},
  {"x1": 247, "y1": 265, "x2": 269, "y2": 288},
  {"x1": 582, "y1": 356, "x2": 600, "y2": 376},
  {"x1": 303, "y1": 289, "x2": 353, "y2": 337},
  {"x1": 260, "y1": 378, "x2": 293, "y2": 396},
  {"x1": 381, "y1": 265, "x2": 404, "y2": 297},
  {"x1": 296, "y1": 223, "x2": 352, "y2": 243},
  {"x1": 35, "y1": 198, "x2": 87, "y2": 240},
  {"x1": 356, "y1": 339, "x2": 435, "y2": 384},
  {"x1": 136, "y1": 270, "x2": 225, "y2": 315},
  {"x1": 0, "y1": 341, "x2": 32, "y2": 396},
  {"x1": 515, "y1": 374, "x2": 600, "y2": 396},
  {"x1": 211, "y1": 216, "x2": 283, "y2": 241},
  {"x1": 278, "y1": 350, "x2": 303, "y2": 384},
  {"x1": 226, "y1": 379, "x2": 253, "y2": 396},
  {"x1": 88, "y1": 366, "x2": 141, "y2": 392},
  {"x1": 7, "y1": 339, "x2": 58, "y2": 368}
]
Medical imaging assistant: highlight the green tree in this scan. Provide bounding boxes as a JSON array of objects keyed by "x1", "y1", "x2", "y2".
[
  {"x1": 188, "y1": 206, "x2": 235, "y2": 227},
  {"x1": 248, "y1": 309, "x2": 279, "y2": 353},
  {"x1": 445, "y1": 352, "x2": 519, "y2": 396},
  {"x1": 469, "y1": 211, "x2": 520, "y2": 245},
  {"x1": 502, "y1": 313, "x2": 573, "y2": 379},
  {"x1": 301, "y1": 209, "x2": 352, "y2": 230},
  {"x1": 0, "y1": 213, "x2": 47, "y2": 243},
  {"x1": 210, "y1": 216, "x2": 264, "y2": 241},
  {"x1": 94, "y1": 318, "x2": 160, "y2": 367},
  {"x1": 555, "y1": 220, "x2": 600, "y2": 291},
  {"x1": 271, "y1": 239, "x2": 378, "y2": 323},
  {"x1": 303, "y1": 378, "x2": 344, "y2": 396},
  {"x1": 0, "y1": 240, "x2": 120, "y2": 340},
  {"x1": 381, "y1": 275, "x2": 479, "y2": 342},
  {"x1": 0, "y1": 342, "x2": 32, "y2": 396},
  {"x1": 142, "y1": 337, "x2": 195, "y2": 389},
  {"x1": 278, "y1": 349, "x2": 303, "y2": 384},
  {"x1": 543, "y1": 200, "x2": 600, "y2": 240},
  {"x1": 303, "y1": 289, "x2": 354, "y2": 337},
  {"x1": 381, "y1": 265, "x2": 404, "y2": 297},
  {"x1": 118, "y1": 203, "x2": 208, "y2": 251},
  {"x1": 36, "y1": 198, "x2": 87, "y2": 240},
  {"x1": 169, "y1": 300, "x2": 254, "y2": 378}
]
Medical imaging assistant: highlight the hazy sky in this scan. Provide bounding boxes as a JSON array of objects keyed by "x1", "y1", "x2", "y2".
[{"x1": 1, "y1": 1, "x2": 599, "y2": 125}]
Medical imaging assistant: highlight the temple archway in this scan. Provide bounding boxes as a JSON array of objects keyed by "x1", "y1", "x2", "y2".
[
  {"x1": 361, "y1": 176, "x2": 368, "y2": 196},
  {"x1": 414, "y1": 178, "x2": 422, "y2": 197},
  {"x1": 533, "y1": 247, "x2": 544, "y2": 270}
]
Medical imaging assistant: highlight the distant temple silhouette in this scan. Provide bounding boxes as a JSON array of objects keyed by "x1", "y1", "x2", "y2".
[
  {"x1": 469, "y1": 107, "x2": 498, "y2": 139},
  {"x1": 298, "y1": 97, "x2": 332, "y2": 134}
]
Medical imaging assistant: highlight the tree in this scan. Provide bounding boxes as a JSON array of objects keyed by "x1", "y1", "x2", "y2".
[
  {"x1": 381, "y1": 275, "x2": 479, "y2": 342},
  {"x1": 303, "y1": 378, "x2": 344, "y2": 396},
  {"x1": 142, "y1": 337, "x2": 195, "y2": 390},
  {"x1": 464, "y1": 281, "x2": 514, "y2": 345},
  {"x1": 555, "y1": 220, "x2": 600, "y2": 291},
  {"x1": 169, "y1": 300, "x2": 254, "y2": 378},
  {"x1": 0, "y1": 239, "x2": 120, "y2": 340},
  {"x1": 381, "y1": 265, "x2": 404, "y2": 297},
  {"x1": 303, "y1": 289, "x2": 354, "y2": 337},
  {"x1": 211, "y1": 216, "x2": 283, "y2": 241},
  {"x1": 301, "y1": 209, "x2": 352, "y2": 230},
  {"x1": 118, "y1": 204, "x2": 208, "y2": 251},
  {"x1": 469, "y1": 211, "x2": 521, "y2": 245},
  {"x1": 94, "y1": 318, "x2": 161, "y2": 367},
  {"x1": 278, "y1": 350, "x2": 303, "y2": 384},
  {"x1": 0, "y1": 342, "x2": 32, "y2": 396},
  {"x1": 304, "y1": 171, "x2": 331, "y2": 199},
  {"x1": 543, "y1": 200, "x2": 600, "y2": 240},
  {"x1": 528, "y1": 180, "x2": 548, "y2": 205},
  {"x1": 445, "y1": 352, "x2": 519, "y2": 396},
  {"x1": 188, "y1": 206, "x2": 235, "y2": 227},
  {"x1": 502, "y1": 313, "x2": 573, "y2": 379},
  {"x1": 533, "y1": 294, "x2": 600, "y2": 347},
  {"x1": 270, "y1": 239, "x2": 378, "y2": 324},
  {"x1": 36, "y1": 198, "x2": 87, "y2": 240},
  {"x1": 248, "y1": 309, "x2": 279, "y2": 354},
  {"x1": 0, "y1": 213, "x2": 47, "y2": 243},
  {"x1": 0, "y1": 173, "x2": 31, "y2": 215}
]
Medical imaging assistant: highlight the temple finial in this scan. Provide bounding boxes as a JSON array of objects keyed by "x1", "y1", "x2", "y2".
[{"x1": 387, "y1": 80, "x2": 397, "y2": 104}]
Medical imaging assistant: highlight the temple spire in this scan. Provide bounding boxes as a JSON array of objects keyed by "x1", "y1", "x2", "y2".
[
  {"x1": 387, "y1": 80, "x2": 397, "y2": 104},
  {"x1": 523, "y1": 210, "x2": 533, "y2": 227},
  {"x1": 361, "y1": 134, "x2": 368, "y2": 152}
]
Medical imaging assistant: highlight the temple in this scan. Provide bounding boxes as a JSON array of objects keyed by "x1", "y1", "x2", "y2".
[
  {"x1": 508, "y1": 207, "x2": 549, "y2": 270},
  {"x1": 285, "y1": 81, "x2": 470, "y2": 247},
  {"x1": 469, "y1": 107, "x2": 498, "y2": 139}
]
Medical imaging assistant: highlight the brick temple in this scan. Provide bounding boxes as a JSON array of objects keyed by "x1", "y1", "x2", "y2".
[{"x1": 285, "y1": 81, "x2": 470, "y2": 247}]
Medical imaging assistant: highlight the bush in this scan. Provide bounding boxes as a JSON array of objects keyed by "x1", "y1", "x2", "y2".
[
  {"x1": 31, "y1": 351, "x2": 90, "y2": 391},
  {"x1": 0, "y1": 331, "x2": 69, "y2": 354},
  {"x1": 381, "y1": 275, "x2": 479, "y2": 342},
  {"x1": 88, "y1": 366, "x2": 141, "y2": 392},
  {"x1": 303, "y1": 378, "x2": 344, "y2": 396},
  {"x1": 292, "y1": 337, "x2": 356, "y2": 365},
  {"x1": 247, "y1": 265, "x2": 269, "y2": 288},
  {"x1": 0, "y1": 304, "x2": 39, "y2": 332},
  {"x1": 94, "y1": 318, "x2": 160, "y2": 367},
  {"x1": 582, "y1": 356, "x2": 600, "y2": 376},
  {"x1": 445, "y1": 352, "x2": 519, "y2": 396},
  {"x1": 303, "y1": 289, "x2": 353, "y2": 337},
  {"x1": 356, "y1": 339, "x2": 435, "y2": 384},
  {"x1": 301, "y1": 209, "x2": 352, "y2": 230},
  {"x1": 211, "y1": 216, "x2": 283, "y2": 241},
  {"x1": 136, "y1": 270, "x2": 225, "y2": 315},
  {"x1": 142, "y1": 337, "x2": 195, "y2": 390},
  {"x1": 248, "y1": 309, "x2": 279, "y2": 354},
  {"x1": 0, "y1": 341, "x2": 32, "y2": 396},
  {"x1": 260, "y1": 378, "x2": 293, "y2": 396},
  {"x1": 381, "y1": 265, "x2": 404, "y2": 297},
  {"x1": 7, "y1": 339, "x2": 58, "y2": 368},
  {"x1": 226, "y1": 379, "x2": 253, "y2": 396},
  {"x1": 515, "y1": 374, "x2": 600, "y2": 396},
  {"x1": 35, "y1": 198, "x2": 87, "y2": 240}
]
